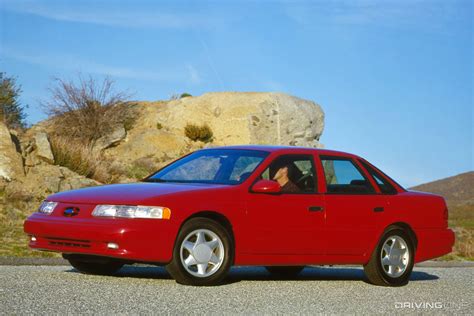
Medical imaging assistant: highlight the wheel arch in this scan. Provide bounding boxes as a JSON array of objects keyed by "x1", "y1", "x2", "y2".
[
  {"x1": 181, "y1": 210, "x2": 235, "y2": 248},
  {"x1": 384, "y1": 222, "x2": 418, "y2": 249}
]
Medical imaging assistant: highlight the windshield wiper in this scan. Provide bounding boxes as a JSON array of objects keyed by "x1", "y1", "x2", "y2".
[{"x1": 143, "y1": 178, "x2": 168, "y2": 183}]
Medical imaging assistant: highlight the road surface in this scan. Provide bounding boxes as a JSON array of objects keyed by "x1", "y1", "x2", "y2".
[{"x1": 0, "y1": 265, "x2": 472, "y2": 314}]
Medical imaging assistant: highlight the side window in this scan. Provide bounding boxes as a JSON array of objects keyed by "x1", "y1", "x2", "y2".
[
  {"x1": 260, "y1": 155, "x2": 317, "y2": 194},
  {"x1": 321, "y1": 157, "x2": 374, "y2": 194},
  {"x1": 359, "y1": 160, "x2": 397, "y2": 194}
]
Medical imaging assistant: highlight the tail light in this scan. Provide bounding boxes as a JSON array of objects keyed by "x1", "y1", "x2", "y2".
[{"x1": 443, "y1": 207, "x2": 449, "y2": 221}]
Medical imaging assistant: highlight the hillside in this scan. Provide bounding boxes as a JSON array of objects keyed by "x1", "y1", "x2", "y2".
[{"x1": 410, "y1": 171, "x2": 474, "y2": 205}]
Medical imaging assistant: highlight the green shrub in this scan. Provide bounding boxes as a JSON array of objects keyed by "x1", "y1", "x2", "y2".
[
  {"x1": 180, "y1": 93, "x2": 192, "y2": 98},
  {"x1": 184, "y1": 123, "x2": 213, "y2": 143},
  {"x1": 156, "y1": 122, "x2": 163, "y2": 130}
]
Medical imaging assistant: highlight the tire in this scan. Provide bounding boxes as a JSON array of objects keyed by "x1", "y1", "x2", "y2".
[
  {"x1": 66, "y1": 256, "x2": 124, "y2": 275},
  {"x1": 364, "y1": 227, "x2": 415, "y2": 286},
  {"x1": 166, "y1": 217, "x2": 233, "y2": 286},
  {"x1": 265, "y1": 266, "x2": 304, "y2": 277}
]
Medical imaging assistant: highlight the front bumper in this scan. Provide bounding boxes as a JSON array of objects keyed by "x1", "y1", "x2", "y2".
[
  {"x1": 24, "y1": 213, "x2": 176, "y2": 263},
  {"x1": 415, "y1": 227, "x2": 455, "y2": 263}
]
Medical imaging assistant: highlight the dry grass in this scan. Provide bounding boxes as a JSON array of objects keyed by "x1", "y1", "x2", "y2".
[
  {"x1": 50, "y1": 136, "x2": 122, "y2": 184},
  {"x1": 0, "y1": 193, "x2": 59, "y2": 258},
  {"x1": 442, "y1": 203, "x2": 474, "y2": 260}
]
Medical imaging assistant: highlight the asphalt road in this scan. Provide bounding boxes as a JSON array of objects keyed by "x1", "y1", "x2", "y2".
[{"x1": 0, "y1": 265, "x2": 472, "y2": 314}]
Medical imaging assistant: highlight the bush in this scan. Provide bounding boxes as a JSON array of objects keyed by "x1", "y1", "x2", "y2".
[
  {"x1": 127, "y1": 157, "x2": 158, "y2": 180},
  {"x1": 156, "y1": 122, "x2": 163, "y2": 130},
  {"x1": 180, "y1": 93, "x2": 192, "y2": 98},
  {"x1": 0, "y1": 72, "x2": 27, "y2": 130},
  {"x1": 42, "y1": 75, "x2": 136, "y2": 145},
  {"x1": 184, "y1": 123, "x2": 213, "y2": 143}
]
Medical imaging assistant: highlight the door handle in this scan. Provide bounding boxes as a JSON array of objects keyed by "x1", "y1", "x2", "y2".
[
  {"x1": 373, "y1": 207, "x2": 384, "y2": 212},
  {"x1": 309, "y1": 206, "x2": 324, "y2": 212}
]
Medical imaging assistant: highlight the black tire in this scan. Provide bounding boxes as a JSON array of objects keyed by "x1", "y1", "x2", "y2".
[
  {"x1": 166, "y1": 217, "x2": 233, "y2": 286},
  {"x1": 66, "y1": 256, "x2": 124, "y2": 275},
  {"x1": 364, "y1": 227, "x2": 415, "y2": 286},
  {"x1": 265, "y1": 266, "x2": 305, "y2": 277}
]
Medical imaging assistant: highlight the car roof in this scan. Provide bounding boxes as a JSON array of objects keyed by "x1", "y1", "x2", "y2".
[{"x1": 202, "y1": 145, "x2": 359, "y2": 158}]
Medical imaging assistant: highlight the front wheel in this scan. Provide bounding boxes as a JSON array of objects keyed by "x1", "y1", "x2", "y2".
[
  {"x1": 166, "y1": 218, "x2": 233, "y2": 286},
  {"x1": 364, "y1": 227, "x2": 415, "y2": 286}
]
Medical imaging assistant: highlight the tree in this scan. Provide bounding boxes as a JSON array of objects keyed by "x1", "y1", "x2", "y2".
[
  {"x1": 0, "y1": 72, "x2": 27, "y2": 129},
  {"x1": 42, "y1": 75, "x2": 135, "y2": 145}
]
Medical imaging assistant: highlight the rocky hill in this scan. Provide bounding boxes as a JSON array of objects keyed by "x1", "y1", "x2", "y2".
[{"x1": 0, "y1": 92, "x2": 325, "y2": 256}]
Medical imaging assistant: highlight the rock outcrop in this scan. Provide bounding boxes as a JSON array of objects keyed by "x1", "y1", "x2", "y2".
[
  {"x1": 33, "y1": 132, "x2": 54, "y2": 164},
  {"x1": 0, "y1": 122, "x2": 24, "y2": 182}
]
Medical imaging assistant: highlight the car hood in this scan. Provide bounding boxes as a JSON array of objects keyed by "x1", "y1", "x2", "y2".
[{"x1": 48, "y1": 182, "x2": 228, "y2": 204}]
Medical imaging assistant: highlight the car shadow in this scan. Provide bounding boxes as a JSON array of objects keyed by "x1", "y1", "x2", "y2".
[{"x1": 66, "y1": 265, "x2": 439, "y2": 284}]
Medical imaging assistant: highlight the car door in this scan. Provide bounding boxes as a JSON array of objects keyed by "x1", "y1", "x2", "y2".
[
  {"x1": 245, "y1": 154, "x2": 326, "y2": 255},
  {"x1": 318, "y1": 155, "x2": 386, "y2": 257}
]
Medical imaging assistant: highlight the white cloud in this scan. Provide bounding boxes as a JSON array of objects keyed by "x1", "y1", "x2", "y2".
[
  {"x1": 284, "y1": 0, "x2": 468, "y2": 31},
  {"x1": 1, "y1": 1, "x2": 219, "y2": 29},
  {"x1": 1, "y1": 47, "x2": 201, "y2": 84}
]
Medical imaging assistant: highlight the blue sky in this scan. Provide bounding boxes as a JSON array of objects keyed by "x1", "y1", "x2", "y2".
[{"x1": 0, "y1": 0, "x2": 472, "y2": 187}]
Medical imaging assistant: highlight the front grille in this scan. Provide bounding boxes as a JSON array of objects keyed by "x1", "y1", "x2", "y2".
[{"x1": 46, "y1": 237, "x2": 91, "y2": 248}]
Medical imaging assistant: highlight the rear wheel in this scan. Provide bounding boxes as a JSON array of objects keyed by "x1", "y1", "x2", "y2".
[
  {"x1": 364, "y1": 227, "x2": 414, "y2": 286},
  {"x1": 265, "y1": 266, "x2": 305, "y2": 277},
  {"x1": 166, "y1": 218, "x2": 233, "y2": 286},
  {"x1": 65, "y1": 255, "x2": 124, "y2": 275}
]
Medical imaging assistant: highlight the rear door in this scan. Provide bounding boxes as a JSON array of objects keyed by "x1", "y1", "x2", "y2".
[{"x1": 318, "y1": 155, "x2": 386, "y2": 256}]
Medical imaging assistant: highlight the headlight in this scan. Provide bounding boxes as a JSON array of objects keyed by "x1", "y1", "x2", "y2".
[
  {"x1": 38, "y1": 201, "x2": 58, "y2": 215},
  {"x1": 92, "y1": 205, "x2": 171, "y2": 219}
]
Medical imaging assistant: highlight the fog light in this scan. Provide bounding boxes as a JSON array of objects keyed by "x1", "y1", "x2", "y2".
[
  {"x1": 31, "y1": 236, "x2": 37, "y2": 242},
  {"x1": 107, "y1": 242, "x2": 119, "y2": 249}
]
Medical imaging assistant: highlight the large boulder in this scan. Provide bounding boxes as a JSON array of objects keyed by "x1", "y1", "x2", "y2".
[
  {"x1": 0, "y1": 122, "x2": 24, "y2": 181},
  {"x1": 164, "y1": 92, "x2": 325, "y2": 147},
  {"x1": 104, "y1": 92, "x2": 324, "y2": 164}
]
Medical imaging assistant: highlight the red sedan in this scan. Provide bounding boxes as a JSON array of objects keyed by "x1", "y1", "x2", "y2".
[{"x1": 24, "y1": 146, "x2": 454, "y2": 286}]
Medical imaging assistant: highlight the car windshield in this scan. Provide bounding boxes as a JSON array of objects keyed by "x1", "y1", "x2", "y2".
[{"x1": 145, "y1": 149, "x2": 269, "y2": 185}]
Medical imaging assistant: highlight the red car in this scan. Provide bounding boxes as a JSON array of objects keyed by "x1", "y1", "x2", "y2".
[{"x1": 24, "y1": 146, "x2": 454, "y2": 286}]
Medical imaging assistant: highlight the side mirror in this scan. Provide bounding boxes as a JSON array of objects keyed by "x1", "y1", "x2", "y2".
[{"x1": 251, "y1": 179, "x2": 281, "y2": 194}]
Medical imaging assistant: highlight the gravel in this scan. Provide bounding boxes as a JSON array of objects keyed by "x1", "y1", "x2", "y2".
[{"x1": 0, "y1": 265, "x2": 472, "y2": 314}]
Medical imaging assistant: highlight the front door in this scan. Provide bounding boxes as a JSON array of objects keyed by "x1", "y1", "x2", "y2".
[{"x1": 245, "y1": 154, "x2": 325, "y2": 255}]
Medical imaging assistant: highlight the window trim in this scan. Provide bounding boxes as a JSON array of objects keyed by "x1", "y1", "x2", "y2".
[
  {"x1": 249, "y1": 154, "x2": 318, "y2": 195},
  {"x1": 357, "y1": 159, "x2": 400, "y2": 195},
  {"x1": 319, "y1": 155, "x2": 376, "y2": 195}
]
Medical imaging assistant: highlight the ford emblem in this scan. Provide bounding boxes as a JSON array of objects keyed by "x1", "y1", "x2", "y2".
[{"x1": 63, "y1": 207, "x2": 80, "y2": 217}]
